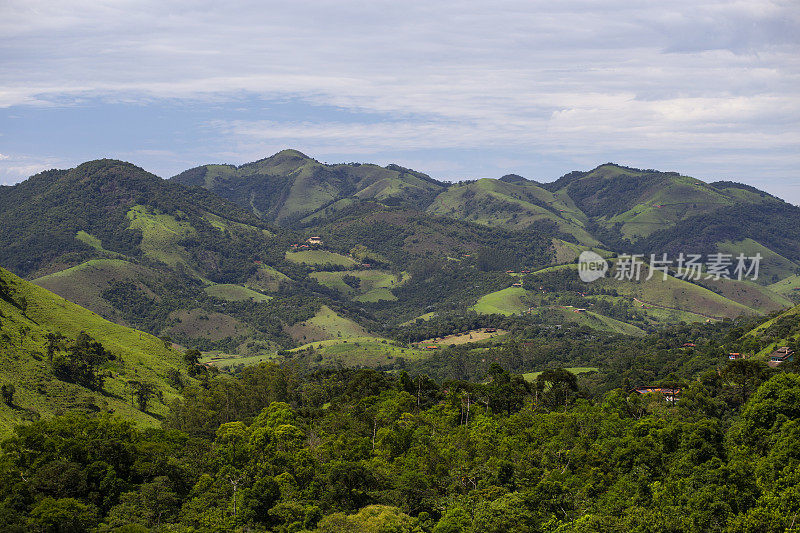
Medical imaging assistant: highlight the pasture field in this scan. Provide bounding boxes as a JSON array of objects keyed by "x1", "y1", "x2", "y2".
[{"x1": 285, "y1": 250, "x2": 357, "y2": 267}]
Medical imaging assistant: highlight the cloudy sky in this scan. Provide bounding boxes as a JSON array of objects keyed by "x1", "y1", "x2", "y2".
[{"x1": 1, "y1": 0, "x2": 798, "y2": 201}]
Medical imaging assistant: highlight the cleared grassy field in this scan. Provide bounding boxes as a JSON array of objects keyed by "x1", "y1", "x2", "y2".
[
  {"x1": 716, "y1": 238, "x2": 798, "y2": 284},
  {"x1": 167, "y1": 308, "x2": 250, "y2": 341},
  {"x1": 471, "y1": 286, "x2": 530, "y2": 315},
  {"x1": 698, "y1": 277, "x2": 792, "y2": 314},
  {"x1": 746, "y1": 303, "x2": 800, "y2": 337},
  {"x1": 419, "y1": 329, "x2": 508, "y2": 346},
  {"x1": 248, "y1": 264, "x2": 292, "y2": 292},
  {"x1": 284, "y1": 305, "x2": 370, "y2": 343},
  {"x1": 310, "y1": 269, "x2": 407, "y2": 302},
  {"x1": 528, "y1": 306, "x2": 645, "y2": 336},
  {"x1": 290, "y1": 337, "x2": 427, "y2": 367},
  {"x1": 532, "y1": 263, "x2": 756, "y2": 320},
  {"x1": 523, "y1": 367, "x2": 599, "y2": 381},
  {"x1": 204, "y1": 283, "x2": 272, "y2": 303},
  {"x1": 400, "y1": 312, "x2": 437, "y2": 325},
  {"x1": 127, "y1": 205, "x2": 198, "y2": 272},
  {"x1": 285, "y1": 250, "x2": 357, "y2": 267},
  {"x1": 550, "y1": 239, "x2": 614, "y2": 265},
  {"x1": 33, "y1": 258, "x2": 154, "y2": 319},
  {"x1": 202, "y1": 211, "x2": 274, "y2": 237},
  {"x1": 769, "y1": 275, "x2": 800, "y2": 300},
  {"x1": 202, "y1": 352, "x2": 277, "y2": 370},
  {"x1": 353, "y1": 288, "x2": 397, "y2": 302}
]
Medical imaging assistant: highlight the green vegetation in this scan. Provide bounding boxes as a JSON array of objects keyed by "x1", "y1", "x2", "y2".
[
  {"x1": 3, "y1": 153, "x2": 800, "y2": 530},
  {"x1": 1, "y1": 355, "x2": 798, "y2": 531},
  {"x1": 310, "y1": 269, "x2": 406, "y2": 302},
  {"x1": 471, "y1": 286, "x2": 529, "y2": 315},
  {"x1": 522, "y1": 366, "x2": 598, "y2": 381},
  {"x1": 204, "y1": 283, "x2": 272, "y2": 303},
  {"x1": 172, "y1": 149, "x2": 445, "y2": 224},
  {"x1": 127, "y1": 204, "x2": 197, "y2": 270},
  {"x1": 285, "y1": 305, "x2": 370, "y2": 344},
  {"x1": 0, "y1": 267, "x2": 189, "y2": 437},
  {"x1": 285, "y1": 250, "x2": 357, "y2": 267},
  {"x1": 289, "y1": 337, "x2": 427, "y2": 367}
]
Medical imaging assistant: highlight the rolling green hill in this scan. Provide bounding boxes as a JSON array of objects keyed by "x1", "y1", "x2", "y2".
[
  {"x1": 172, "y1": 153, "x2": 800, "y2": 291},
  {"x1": 426, "y1": 178, "x2": 599, "y2": 245},
  {"x1": 171, "y1": 149, "x2": 446, "y2": 225},
  {"x1": 0, "y1": 267, "x2": 189, "y2": 437},
  {"x1": 3, "y1": 154, "x2": 797, "y2": 366}
]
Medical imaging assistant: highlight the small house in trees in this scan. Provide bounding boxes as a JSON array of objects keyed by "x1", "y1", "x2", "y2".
[
  {"x1": 768, "y1": 346, "x2": 794, "y2": 367},
  {"x1": 728, "y1": 352, "x2": 745, "y2": 360},
  {"x1": 632, "y1": 386, "x2": 681, "y2": 402},
  {"x1": 307, "y1": 236, "x2": 323, "y2": 245}
]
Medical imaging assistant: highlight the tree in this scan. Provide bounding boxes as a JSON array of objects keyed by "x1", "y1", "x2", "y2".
[
  {"x1": 1, "y1": 383, "x2": 14, "y2": 406},
  {"x1": 129, "y1": 380, "x2": 156, "y2": 412},
  {"x1": 184, "y1": 349, "x2": 202, "y2": 371},
  {"x1": 27, "y1": 497, "x2": 99, "y2": 532},
  {"x1": 536, "y1": 368, "x2": 579, "y2": 410},
  {"x1": 52, "y1": 333, "x2": 111, "y2": 390}
]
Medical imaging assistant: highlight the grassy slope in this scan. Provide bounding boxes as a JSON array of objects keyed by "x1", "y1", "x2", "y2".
[
  {"x1": 290, "y1": 337, "x2": 427, "y2": 367},
  {"x1": 285, "y1": 250, "x2": 357, "y2": 267},
  {"x1": 526, "y1": 306, "x2": 646, "y2": 336},
  {"x1": 400, "y1": 312, "x2": 437, "y2": 325},
  {"x1": 248, "y1": 264, "x2": 292, "y2": 293},
  {"x1": 0, "y1": 267, "x2": 188, "y2": 438},
  {"x1": 715, "y1": 238, "x2": 799, "y2": 284},
  {"x1": 127, "y1": 205, "x2": 198, "y2": 273},
  {"x1": 284, "y1": 305, "x2": 370, "y2": 344},
  {"x1": 697, "y1": 277, "x2": 793, "y2": 314},
  {"x1": 554, "y1": 164, "x2": 779, "y2": 241},
  {"x1": 537, "y1": 263, "x2": 757, "y2": 320},
  {"x1": 550, "y1": 238, "x2": 613, "y2": 264},
  {"x1": 426, "y1": 179, "x2": 599, "y2": 245},
  {"x1": 608, "y1": 176, "x2": 736, "y2": 239},
  {"x1": 741, "y1": 303, "x2": 800, "y2": 360},
  {"x1": 769, "y1": 275, "x2": 800, "y2": 300},
  {"x1": 32, "y1": 258, "x2": 154, "y2": 321},
  {"x1": 310, "y1": 270, "x2": 408, "y2": 302},
  {"x1": 173, "y1": 150, "x2": 445, "y2": 224},
  {"x1": 167, "y1": 308, "x2": 250, "y2": 342},
  {"x1": 471, "y1": 287, "x2": 530, "y2": 315},
  {"x1": 204, "y1": 284, "x2": 272, "y2": 303}
]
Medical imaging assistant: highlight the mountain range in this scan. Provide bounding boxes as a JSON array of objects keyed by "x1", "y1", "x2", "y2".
[
  {"x1": 2, "y1": 149, "x2": 800, "y2": 433},
  {"x1": 1, "y1": 150, "x2": 799, "y2": 363}
]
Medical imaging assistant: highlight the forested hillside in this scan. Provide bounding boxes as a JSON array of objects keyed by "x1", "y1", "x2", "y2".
[
  {"x1": 0, "y1": 356, "x2": 797, "y2": 531},
  {"x1": 0, "y1": 267, "x2": 192, "y2": 437},
  {"x1": 2, "y1": 154, "x2": 799, "y2": 365}
]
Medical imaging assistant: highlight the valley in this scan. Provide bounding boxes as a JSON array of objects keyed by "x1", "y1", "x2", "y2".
[{"x1": 1, "y1": 152, "x2": 799, "y2": 531}]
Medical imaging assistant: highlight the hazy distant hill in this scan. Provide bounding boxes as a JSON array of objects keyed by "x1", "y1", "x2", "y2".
[
  {"x1": 172, "y1": 149, "x2": 446, "y2": 225},
  {"x1": 174, "y1": 153, "x2": 800, "y2": 284}
]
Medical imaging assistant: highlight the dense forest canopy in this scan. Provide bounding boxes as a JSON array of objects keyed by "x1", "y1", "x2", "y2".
[{"x1": 0, "y1": 359, "x2": 798, "y2": 532}]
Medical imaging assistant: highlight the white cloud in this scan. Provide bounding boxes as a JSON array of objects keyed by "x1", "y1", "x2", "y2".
[
  {"x1": 0, "y1": 0, "x2": 798, "y2": 197},
  {"x1": 0, "y1": 153, "x2": 64, "y2": 184}
]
